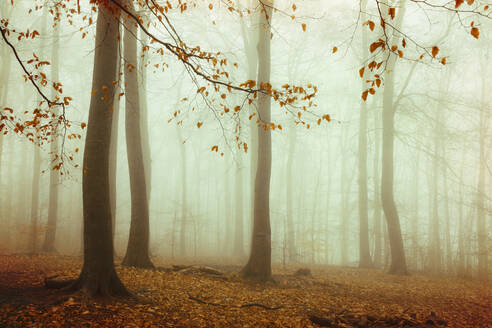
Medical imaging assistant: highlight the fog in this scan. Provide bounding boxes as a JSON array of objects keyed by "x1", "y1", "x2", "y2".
[{"x1": 0, "y1": 0, "x2": 490, "y2": 281}]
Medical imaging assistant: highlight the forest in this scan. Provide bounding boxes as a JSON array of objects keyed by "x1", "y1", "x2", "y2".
[{"x1": 0, "y1": 0, "x2": 491, "y2": 327}]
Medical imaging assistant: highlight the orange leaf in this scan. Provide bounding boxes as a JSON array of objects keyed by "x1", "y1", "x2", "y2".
[
  {"x1": 197, "y1": 122, "x2": 203, "y2": 128},
  {"x1": 431, "y1": 46, "x2": 439, "y2": 58},
  {"x1": 301, "y1": 23, "x2": 306, "y2": 32},
  {"x1": 471, "y1": 27, "x2": 479, "y2": 39},
  {"x1": 361, "y1": 90, "x2": 369, "y2": 101},
  {"x1": 388, "y1": 8, "x2": 395, "y2": 19},
  {"x1": 332, "y1": 47, "x2": 338, "y2": 53}
]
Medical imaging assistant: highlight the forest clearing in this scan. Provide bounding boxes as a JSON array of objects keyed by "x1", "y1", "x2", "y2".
[{"x1": 0, "y1": 255, "x2": 490, "y2": 327}]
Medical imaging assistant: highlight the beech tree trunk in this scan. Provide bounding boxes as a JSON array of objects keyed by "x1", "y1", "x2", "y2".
[
  {"x1": 372, "y1": 104, "x2": 383, "y2": 268},
  {"x1": 109, "y1": 25, "x2": 122, "y2": 247},
  {"x1": 30, "y1": 141, "x2": 41, "y2": 254},
  {"x1": 42, "y1": 22, "x2": 61, "y2": 253},
  {"x1": 233, "y1": 159, "x2": 245, "y2": 257},
  {"x1": 477, "y1": 82, "x2": 488, "y2": 280},
  {"x1": 57, "y1": 3, "x2": 129, "y2": 297},
  {"x1": 358, "y1": 0, "x2": 372, "y2": 268},
  {"x1": 380, "y1": 2, "x2": 408, "y2": 275},
  {"x1": 285, "y1": 121, "x2": 297, "y2": 263},
  {"x1": 121, "y1": 0, "x2": 153, "y2": 269},
  {"x1": 241, "y1": 1, "x2": 272, "y2": 281}
]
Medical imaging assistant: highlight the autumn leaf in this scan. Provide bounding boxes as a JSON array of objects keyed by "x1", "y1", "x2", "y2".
[
  {"x1": 81, "y1": 122, "x2": 87, "y2": 129},
  {"x1": 361, "y1": 90, "x2": 369, "y2": 101},
  {"x1": 471, "y1": 27, "x2": 479, "y2": 39},
  {"x1": 332, "y1": 47, "x2": 338, "y2": 54},
  {"x1": 388, "y1": 7, "x2": 395, "y2": 20},
  {"x1": 359, "y1": 67, "x2": 365, "y2": 78},
  {"x1": 197, "y1": 122, "x2": 203, "y2": 128},
  {"x1": 431, "y1": 46, "x2": 439, "y2": 58},
  {"x1": 301, "y1": 23, "x2": 306, "y2": 32},
  {"x1": 455, "y1": 0, "x2": 464, "y2": 8}
]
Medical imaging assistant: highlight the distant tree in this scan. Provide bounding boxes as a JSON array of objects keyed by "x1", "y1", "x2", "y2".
[
  {"x1": 42, "y1": 21, "x2": 61, "y2": 254},
  {"x1": 358, "y1": 0, "x2": 373, "y2": 269}
]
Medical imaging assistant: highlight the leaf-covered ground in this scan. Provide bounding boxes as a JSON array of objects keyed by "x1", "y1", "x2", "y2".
[{"x1": 0, "y1": 255, "x2": 490, "y2": 327}]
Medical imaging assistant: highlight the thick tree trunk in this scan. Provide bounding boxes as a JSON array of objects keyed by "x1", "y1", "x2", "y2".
[
  {"x1": 241, "y1": 1, "x2": 272, "y2": 281},
  {"x1": 42, "y1": 22, "x2": 61, "y2": 253},
  {"x1": 121, "y1": 0, "x2": 153, "y2": 269},
  {"x1": 50, "y1": 3, "x2": 129, "y2": 297},
  {"x1": 358, "y1": 0, "x2": 372, "y2": 268}
]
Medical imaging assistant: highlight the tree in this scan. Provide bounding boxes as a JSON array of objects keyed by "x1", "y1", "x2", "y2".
[
  {"x1": 358, "y1": 0, "x2": 373, "y2": 269},
  {"x1": 42, "y1": 21, "x2": 61, "y2": 254},
  {"x1": 46, "y1": 2, "x2": 129, "y2": 297},
  {"x1": 241, "y1": 0, "x2": 273, "y2": 281},
  {"x1": 121, "y1": 0, "x2": 153, "y2": 269},
  {"x1": 380, "y1": 1, "x2": 408, "y2": 275}
]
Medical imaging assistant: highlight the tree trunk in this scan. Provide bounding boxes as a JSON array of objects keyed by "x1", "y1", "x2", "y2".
[
  {"x1": 372, "y1": 104, "x2": 383, "y2": 268},
  {"x1": 477, "y1": 86, "x2": 488, "y2": 280},
  {"x1": 241, "y1": 1, "x2": 272, "y2": 281},
  {"x1": 30, "y1": 142, "x2": 41, "y2": 254},
  {"x1": 285, "y1": 121, "x2": 297, "y2": 263},
  {"x1": 109, "y1": 26, "x2": 122, "y2": 248},
  {"x1": 380, "y1": 2, "x2": 408, "y2": 275},
  {"x1": 358, "y1": 0, "x2": 372, "y2": 268},
  {"x1": 121, "y1": 0, "x2": 153, "y2": 269},
  {"x1": 176, "y1": 126, "x2": 187, "y2": 257},
  {"x1": 53, "y1": 3, "x2": 129, "y2": 297},
  {"x1": 42, "y1": 22, "x2": 61, "y2": 254},
  {"x1": 234, "y1": 158, "x2": 245, "y2": 257}
]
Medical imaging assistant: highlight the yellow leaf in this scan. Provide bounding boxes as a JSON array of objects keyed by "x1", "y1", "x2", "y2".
[{"x1": 301, "y1": 23, "x2": 306, "y2": 32}]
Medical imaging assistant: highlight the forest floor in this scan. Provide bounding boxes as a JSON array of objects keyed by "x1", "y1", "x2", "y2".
[{"x1": 0, "y1": 255, "x2": 490, "y2": 328}]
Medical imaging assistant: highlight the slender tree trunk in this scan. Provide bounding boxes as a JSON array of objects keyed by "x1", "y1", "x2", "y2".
[
  {"x1": 239, "y1": 0, "x2": 259, "y2": 243},
  {"x1": 109, "y1": 26, "x2": 122, "y2": 248},
  {"x1": 42, "y1": 22, "x2": 61, "y2": 253},
  {"x1": 372, "y1": 104, "x2": 383, "y2": 268},
  {"x1": 176, "y1": 126, "x2": 187, "y2": 257},
  {"x1": 30, "y1": 142, "x2": 41, "y2": 254},
  {"x1": 234, "y1": 158, "x2": 245, "y2": 257},
  {"x1": 285, "y1": 121, "x2": 297, "y2": 262},
  {"x1": 48, "y1": 3, "x2": 129, "y2": 297},
  {"x1": 358, "y1": 0, "x2": 372, "y2": 268},
  {"x1": 241, "y1": 1, "x2": 272, "y2": 281},
  {"x1": 429, "y1": 119, "x2": 441, "y2": 274},
  {"x1": 411, "y1": 143, "x2": 421, "y2": 271},
  {"x1": 381, "y1": 57, "x2": 407, "y2": 275},
  {"x1": 380, "y1": 1, "x2": 408, "y2": 275},
  {"x1": 477, "y1": 91, "x2": 488, "y2": 280},
  {"x1": 121, "y1": 1, "x2": 153, "y2": 269}
]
